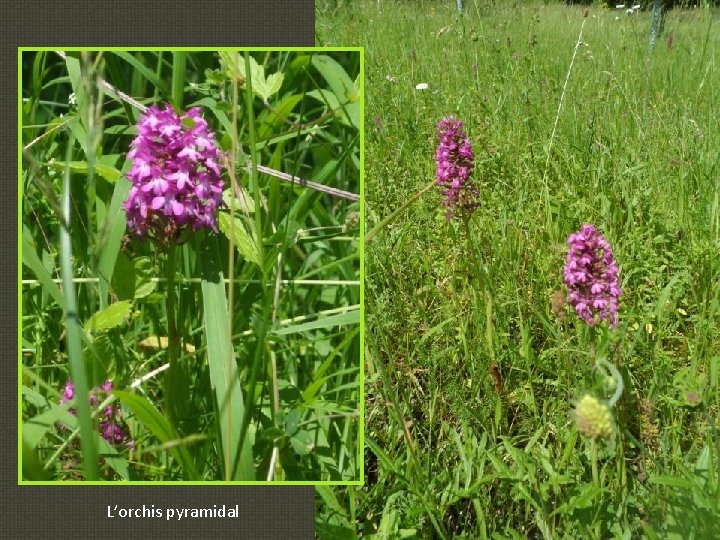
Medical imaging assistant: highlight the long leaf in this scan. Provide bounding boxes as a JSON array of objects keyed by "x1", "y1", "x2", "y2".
[
  {"x1": 113, "y1": 390, "x2": 199, "y2": 480},
  {"x1": 198, "y1": 234, "x2": 254, "y2": 480},
  {"x1": 271, "y1": 308, "x2": 359, "y2": 336},
  {"x1": 59, "y1": 137, "x2": 99, "y2": 479},
  {"x1": 21, "y1": 224, "x2": 65, "y2": 310}
]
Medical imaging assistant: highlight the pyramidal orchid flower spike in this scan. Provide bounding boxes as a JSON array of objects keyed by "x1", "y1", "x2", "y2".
[
  {"x1": 564, "y1": 224, "x2": 622, "y2": 328},
  {"x1": 435, "y1": 116, "x2": 479, "y2": 220},
  {"x1": 124, "y1": 104, "x2": 225, "y2": 242}
]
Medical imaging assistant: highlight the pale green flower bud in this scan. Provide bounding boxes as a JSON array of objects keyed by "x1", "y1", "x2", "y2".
[{"x1": 575, "y1": 394, "x2": 614, "y2": 440}]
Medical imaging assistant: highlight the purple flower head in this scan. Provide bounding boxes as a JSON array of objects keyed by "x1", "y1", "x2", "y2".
[
  {"x1": 435, "y1": 116, "x2": 479, "y2": 220},
  {"x1": 564, "y1": 224, "x2": 622, "y2": 328},
  {"x1": 60, "y1": 379, "x2": 133, "y2": 448},
  {"x1": 124, "y1": 104, "x2": 225, "y2": 242}
]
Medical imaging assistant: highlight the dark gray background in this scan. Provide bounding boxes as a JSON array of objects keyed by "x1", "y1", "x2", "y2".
[{"x1": 9, "y1": 1, "x2": 316, "y2": 538}]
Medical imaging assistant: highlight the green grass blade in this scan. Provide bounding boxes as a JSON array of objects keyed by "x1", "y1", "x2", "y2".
[
  {"x1": 110, "y1": 51, "x2": 169, "y2": 97},
  {"x1": 271, "y1": 307, "x2": 359, "y2": 336},
  {"x1": 21, "y1": 223, "x2": 66, "y2": 310},
  {"x1": 59, "y1": 139, "x2": 99, "y2": 480},
  {"x1": 171, "y1": 52, "x2": 187, "y2": 109},
  {"x1": 113, "y1": 390, "x2": 199, "y2": 480},
  {"x1": 198, "y1": 234, "x2": 254, "y2": 480}
]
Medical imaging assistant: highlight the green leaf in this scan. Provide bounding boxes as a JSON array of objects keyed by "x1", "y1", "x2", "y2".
[
  {"x1": 272, "y1": 308, "x2": 359, "y2": 336},
  {"x1": 134, "y1": 256, "x2": 157, "y2": 299},
  {"x1": 97, "y1": 175, "x2": 131, "y2": 299},
  {"x1": 290, "y1": 430, "x2": 314, "y2": 455},
  {"x1": 218, "y1": 212, "x2": 261, "y2": 266},
  {"x1": 113, "y1": 390, "x2": 199, "y2": 480},
  {"x1": 312, "y1": 55, "x2": 355, "y2": 102},
  {"x1": 258, "y1": 71, "x2": 284, "y2": 101},
  {"x1": 64, "y1": 56, "x2": 87, "y2": 126},
  {"x1": 110, "y1": 51, "x2": 169, "y2": 97},
  {"x1": 650, "y1": 475, "x2": 695, "y2": 490},
  {"x1": 221, "y1": 53, "x2": 284, "y2": 101},
  {"x1": 85, "y1": 301, "x2": 132, "y2": 333},
  {"x1": 302, "y1": 376, "x2": 331, "y2": 404},
  {"x1": 23, "y1": 403, "x2": 77, "y2": 449},
  {"x1": 22, "y1": 437, "x2": 50, "y2": 481},
  {"x1": 307, "y1": 89, "x2": 341, "y2": 111},
  {"x1": 48, "y1": 161, "x2": 121, "y2": 183},
  {"x1": 283, "y1": 409, "x2": 302, "y2": 437},
  {"x1": 22, "y1": 224, "x2": 66, "y2": 311},
  {"x1": 222, "y1": 186, "x2": 255, "y2": 214},
  {"x1": 188, "y1": 97, "x2": 233, "y2": 136},
  {"x1": 111, "y1": 252, "x2": 136, "y2": 301},
  {"x1": 311, "y1": 55, "x2": 359, "y2": 129},
  {"x1": 198, "y1": 234, "x2": 254, "y2": 480},
  {"x1": 314, "y1": 523, "x2": 357, "y2": 540}
]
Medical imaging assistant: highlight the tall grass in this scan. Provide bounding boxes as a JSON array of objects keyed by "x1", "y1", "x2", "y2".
[
  {"x1": 318, "y1": 1, "x2": 718, "y2": 537},
  {"x1": 21, "y1": 49, "x2": 361, "y2": 482}
]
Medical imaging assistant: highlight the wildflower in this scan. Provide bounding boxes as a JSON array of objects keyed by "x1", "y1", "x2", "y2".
[
  {"x1": 60, "y1": 379, "x2": 133, "y2": 448},
  {"x1": 415, "y1": 82, "x2": 429, "y2": 91},
  {"x1": 435, "y1": 116, "x2": 479, "y2": 219},
  {"x1": 575, "y1": 394, "x2": 614, "y2": 440},
  {"x1": 123, "y1": 104, "x2": 225, "y2": 242},
  {"x1": 564, "y1": 224, "x2": 622, "y2": 327}
]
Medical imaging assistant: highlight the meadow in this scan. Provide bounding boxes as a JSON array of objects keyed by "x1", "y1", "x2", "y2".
[
  {"x1": 21, "y1": 50, "x2": 361, "y2": 482},
  {"x1": 317, "y1": 1, "x2": 719, "y2": 537}
]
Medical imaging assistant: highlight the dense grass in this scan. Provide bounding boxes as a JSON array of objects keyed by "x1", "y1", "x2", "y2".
[
  {"x1": 318, "y1": 1, "x2": 718, "y2": 537},
  {"x1": 21, "y1": 50, "x2": 361, "y2": 482}
]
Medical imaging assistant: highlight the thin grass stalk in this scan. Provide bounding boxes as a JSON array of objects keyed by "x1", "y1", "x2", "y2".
[
  {"x1": 540, "y1": 14, "x2": 587, "y2": 202},
  {"x1": 164, "y1": 244, "x2": 180, "y2": 427},
  {"x1": 232, "y1": 50, "x2": 269, "y2": 479},
  {"x1": 591, "y1": 439, "x2": 601, "y2": 538},
  {"x1": 171, "y1": 52, "x2": 187, "y2": 108},
  {"x1": 59, "y1": 135, "x2": 99, "y2": 480},
  {"x1": 225, "y1": 51, "x2": 240, "y2": 480}
]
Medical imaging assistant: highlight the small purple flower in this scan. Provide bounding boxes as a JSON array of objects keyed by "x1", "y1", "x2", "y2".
[
  {"x1": 60, "y1": 379, "x2": 133, "y2": 448},
  {"x1": 435, "y1": 116, "x2": 479, "y2": 220},
  {"x1": 124, "y1": 104, "x2": 225, "y2": 242},
  {"x1": 564, "y1": 224, "x2": 622, "y2": 328}
]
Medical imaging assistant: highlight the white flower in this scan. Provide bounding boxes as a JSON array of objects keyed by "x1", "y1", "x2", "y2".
[
  {"x1": 385, "y1": 74, "x2": 398, "y2": 83},
  {"x1": 415, "y1": 82, "x2": 429, "y2": 91},
  {"x1": 616, "y1": 4, "x2": 625, "y2": 8},
  {"x1": 632, "y1": 4, "x2": 640, "y2": 9},
  {"x1": 68, "y1": 92, "x2": 76, "y2": 106}
]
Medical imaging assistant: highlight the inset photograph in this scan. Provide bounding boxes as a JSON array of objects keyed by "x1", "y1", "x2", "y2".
[{"x1": 21, "y1": 48, "x2": 362, "y2": 483}]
